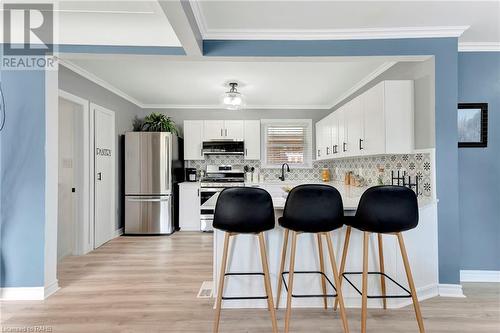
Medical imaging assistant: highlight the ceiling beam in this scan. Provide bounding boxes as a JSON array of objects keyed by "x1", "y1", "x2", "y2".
[{"x1": 157, "y1": 0, "x2": 202, "y2": 56}]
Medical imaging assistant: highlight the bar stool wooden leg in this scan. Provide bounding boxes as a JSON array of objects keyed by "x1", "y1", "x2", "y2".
[
  {"x1": 284, "y1": 231, "x2": 298, "y2": 333},
  {"x1": 325, "y1": 232, "x2": 350, "y2": 333},
  {"x1": 334, "y1": 226, "x2": 352, "y2": 311},
  {"x1": 258, "y1": 233, "x2": 279, "y2": 333},
  {"x1": 378, "y1": 233, "x2": 387, "y2": 309},
  {"x1": 276, "y1": 228, "x2": 289, "y2": 309},
  {"x1": 213, "y1": 232, "x2": 231, "y2": 333},
  {"x1": 397, "y1": 233, "x2": 425, "y2": 333},
  {"x1": 361, "y1": 232, "x2": 369, "y2": 333},
  {"x1": 317, "y1": 233, "x2": 328, "y2": 309}
]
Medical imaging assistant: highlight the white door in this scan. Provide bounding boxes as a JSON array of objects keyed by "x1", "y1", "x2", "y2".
[
  {"x1": 337, "y1": 108, "x2": 347, "y2": 158},
  {"x1": 244, "y1": 120, "x2": 260, "y2": 160},
  {"x1": 329, "y1": 113, "x2": 339, "y2": 157},
  {"x1": 93, "y1": 104, "x2": 116, "y2": 248},
  {"x1": 203, "y1": 120, "x2": 224, "y2": 140},
  {"x1": 315, "y1": 121, "x2": 324, "y2": 160},
  {"x1": 224, "y1": 120, "x2": 244, "y2": 140},
  {"x1": 184, "y1": 120, "x2": 204, "y2": 160}
]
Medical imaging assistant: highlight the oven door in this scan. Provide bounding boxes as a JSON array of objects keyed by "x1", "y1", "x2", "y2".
[{"x1": 199, "y1": 188, "x2": 221, "y2": 232}]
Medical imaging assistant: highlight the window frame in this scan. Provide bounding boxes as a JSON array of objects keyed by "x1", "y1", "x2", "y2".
[{"x1": 260, "y1": 119, "x2": 313, "y2": 169}]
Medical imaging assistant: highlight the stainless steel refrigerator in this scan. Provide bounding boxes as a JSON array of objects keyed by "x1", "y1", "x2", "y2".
[{"x1": 125, "y1": 132, "x2": 183, "y2": 234}]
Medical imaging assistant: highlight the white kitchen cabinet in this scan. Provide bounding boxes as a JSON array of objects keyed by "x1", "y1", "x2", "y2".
[
  {"x1": 179, "y1": 182, "x2": 200, "y2": 231},
  {"x1": 346, "y1": 97, "x2": 364, "y2": 157},
  {"x1": 203, "y1": 120, "x2": 225, "y2": 140},
  {"x1": 315, "y1": 80, "x2": 414, "y2": 160},
  {"x1": 244, "y1": 120, "x2": 260, "y2": 160},
  {"x1": 203, "y1": 120, "x2": 244, "y2": 140},
  {"x1": 362, "y1": 82, "x2": 386, "y2": 156},
  {"x1": 183, "y1": 120, "x2": 204, "y2": 160},
  {"x1": 224, "y1": 120, "x2": 244, "y2": 140}
]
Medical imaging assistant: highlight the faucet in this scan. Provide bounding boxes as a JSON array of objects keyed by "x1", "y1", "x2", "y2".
[{"x1": 279, "y1": 163, "x2": 290, "y2": 181}]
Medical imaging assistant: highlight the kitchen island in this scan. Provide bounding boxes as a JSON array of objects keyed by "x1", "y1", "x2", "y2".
[{"x1": 209, "y1": 182, "x2": 439, "y2": 309}]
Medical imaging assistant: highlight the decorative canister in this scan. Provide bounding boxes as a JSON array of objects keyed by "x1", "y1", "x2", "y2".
[{"x1": 321, "y1": 168, "x2": 331, "y2": 182}]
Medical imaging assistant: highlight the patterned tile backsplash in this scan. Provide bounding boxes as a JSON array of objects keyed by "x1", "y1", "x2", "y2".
[{"x1": 187, "y1": 152, "x2": 433, "y2": 197}]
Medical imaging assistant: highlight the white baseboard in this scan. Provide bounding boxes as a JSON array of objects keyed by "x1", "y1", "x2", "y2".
[
  {"x1": 0, "y1": 287, "x2": 45, "y2": 300},
  {"x1": 460, "y1": 270, "x2": 500, "y2": 283},
  {"x1": 45, "y1": 280, "x2": 60, "y2": 298},
  {"x1": 438, "y1": 284, "x2": 465, "y2": 298},
  {"x1": 114, "y1": 227, "x2": 124, "y2": 238}
]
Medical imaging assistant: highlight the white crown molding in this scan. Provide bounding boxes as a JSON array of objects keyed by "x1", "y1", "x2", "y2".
[
  {"x1": 199, "y1": 26, "x2": 470, "y2": 41},
  {"x1": 438, "y1": 284, "x2": 466, "y2": 298},
  {"x1": 142, "y1": 104, "x2": 331, "y2": 110},
  {"x1": 57, "y1": 58, "x2": 145, "y2": 108},
  {"x1": 458, "y1": 42, "x2": 500, "y2": 52},
  {"x1": 329, "y1": 61, "x2": 397, "y2": 109},
  {"x1": 460, "y1": 270, "x2": 500, "y2": 283},
  {"x1": 189, "y1": 1, "x2": 469, "y2": 41}
]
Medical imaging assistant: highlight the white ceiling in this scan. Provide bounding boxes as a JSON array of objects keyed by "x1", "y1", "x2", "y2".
[
  {"x1": 63, "y1": 56, "x2": 395, "y2": 108},
  {"x1": 0, "y1": 1, "x2": 182, "y2": 46},
  {"x1": 191, "y1": 1, "x2": 500, "y2": 47}
]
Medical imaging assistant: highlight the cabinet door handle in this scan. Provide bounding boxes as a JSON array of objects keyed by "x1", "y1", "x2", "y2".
[
  {"x1": 245, "y1": 148, "x2": 248, "y2": 156},
  {"x1": 326, "y1": 147, "x2": 329, "y2": 155},
  {"x1": 221, "y1": 129, "x2": 223, "y2": 137},
  {"x1": 197, "y1": 189, "x2": 200, "y2": 197},
  {"x1": 225, "y1": 129, "x2": 228, "y2": 136},
  {"x1": 343, "y1": 142, "x2": 347, "y2": 152},
  {"x1": 317, "y1": 149, "x2": 321, "y2": 157},
  {"x1": 359, "y1": 139, "x2": 364, "y2": 150}
]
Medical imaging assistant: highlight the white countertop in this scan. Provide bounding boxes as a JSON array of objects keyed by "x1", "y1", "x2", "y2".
[{"x1": 200, "y1": 181, "x2": 435, "y2": 211}]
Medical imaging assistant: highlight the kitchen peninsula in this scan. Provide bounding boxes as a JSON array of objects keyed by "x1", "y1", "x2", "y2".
[{"x1": 209, "y1": 182, "x2": 438, "y2": 309}]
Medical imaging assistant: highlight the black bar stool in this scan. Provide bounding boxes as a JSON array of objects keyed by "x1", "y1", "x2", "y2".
[
  {"x1": 212, "y1": 187, "x2": 278, "y2": 333},
  {"x1": 334, "y1": 185, "x2": 425, "y2": 333},
  {"x1": 276, "y1": 184, "x2": 349, "y2": 333}
]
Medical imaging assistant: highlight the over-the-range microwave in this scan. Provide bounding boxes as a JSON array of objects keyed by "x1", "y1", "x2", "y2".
[{"x1": 202, "y1": 140, "x2": 244, "y2": 155}]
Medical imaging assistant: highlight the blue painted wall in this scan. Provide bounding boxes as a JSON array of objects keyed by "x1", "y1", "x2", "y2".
[
  {"x1": 458, "y1": 52, "x2": 500, "y2": 270},
  {"x1": 0, "y1": 69, "x2": 46, "y2": 287},
  {"x1": 204, "y1": 38, "x2": 461, "y2": 284}
]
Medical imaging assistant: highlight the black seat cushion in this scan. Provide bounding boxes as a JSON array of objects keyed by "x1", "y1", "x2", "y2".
[
  {"x1": 278, "y1": 184, "x2": 344, "y2": 233},
  {"x1": 213, "y1": 187, "x2": 275, "y2": 233},
  {"x1": 349, "y1": 185, "x2": 419, "y2": 233}
]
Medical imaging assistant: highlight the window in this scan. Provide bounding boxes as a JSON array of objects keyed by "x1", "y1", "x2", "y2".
[{"x1": 261, "y1": 119, "x2": 312, "y2": 168}]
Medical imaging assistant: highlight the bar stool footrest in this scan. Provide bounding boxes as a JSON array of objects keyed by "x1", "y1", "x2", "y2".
[
  {"x1": 221, "y1": 272, "x2": 269, "y2": 300},
  {"x1": 281, "y1": 271, "x2": 338, "y2": 298},
  {"x1": 342, "y1": 272, "x2": 412, "y2": 299}
]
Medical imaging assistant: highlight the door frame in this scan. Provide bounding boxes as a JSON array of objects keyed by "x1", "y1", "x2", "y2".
[
  {"x1": 91, "y1": 102, "x2": 116, "y2": 248},
  {"x1": 58, "y1": 90, "x2": 94, "y2": 255}
]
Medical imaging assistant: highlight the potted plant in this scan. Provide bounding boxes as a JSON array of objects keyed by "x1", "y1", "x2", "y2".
[{"x1": 136, "y1": 113, "x2": 178, "y2": 134}]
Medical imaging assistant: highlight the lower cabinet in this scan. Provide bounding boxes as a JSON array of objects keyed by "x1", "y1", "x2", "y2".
[{"x1": 179, "y1": 182, "x2": 200, "y2": 231}]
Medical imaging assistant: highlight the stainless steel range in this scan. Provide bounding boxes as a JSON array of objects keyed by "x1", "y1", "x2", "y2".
[{"x1": 199, "y1": 165, "x2": 245, "y2": 232}]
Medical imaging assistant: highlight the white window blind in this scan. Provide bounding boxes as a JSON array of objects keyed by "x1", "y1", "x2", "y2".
[{"x1": 261, "y1": 119, "x2": 312, "y2": 168}]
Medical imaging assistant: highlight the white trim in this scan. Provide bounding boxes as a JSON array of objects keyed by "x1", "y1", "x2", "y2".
[
  {"x1": 58, "y1": 90, "x2": 93, "y2": 255},
  {"x1": 58, "y1": 59, "x2": 144, "y2": 108},
  {"x1": 193, "y1": 20, "x2": 469, "y2": 41},
  {"x1": 460, "y1": 270, "x2": 500, "y2": 283},
  {"x1": 438, "y1": 284, "x2": 465, "y2": 298},
  {"x1": 143, "y1": 103, "x2": 331, "y2": 110},
  {"x1": 458, "y1": 42, "x2": 500, "y2": 52},
  {"x1": 114, "y1": 227, "x2": 124, "y2": 238},
  {"x1": 0, "y1": 287, "x2": 45, "y2": 301},
  {"x1": 44, "y1": 280, "x2": 60, "y2": 298},
  {"x1": 330, "y1": 61, "x2": 396, "y2": 108}
]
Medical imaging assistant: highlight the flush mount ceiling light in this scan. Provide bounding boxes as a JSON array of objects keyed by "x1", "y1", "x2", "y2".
[{"x1": 221, "y1": 82, "x2": 245, "y2": 110}]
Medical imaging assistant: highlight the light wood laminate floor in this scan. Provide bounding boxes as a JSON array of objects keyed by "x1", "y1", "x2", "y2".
[{"x1": 1, "y1": 233, "x2": 499, "y2": 332}]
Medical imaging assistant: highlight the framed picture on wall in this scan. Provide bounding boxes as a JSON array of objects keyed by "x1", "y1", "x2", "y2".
[{"x1": 458, "y1": 103, "x2": 488, "y2": 148}]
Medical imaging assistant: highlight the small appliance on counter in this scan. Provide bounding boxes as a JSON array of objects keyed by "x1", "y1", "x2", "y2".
[{"x1": 186, "y1": 168, "x2": 198, "y2": 182}]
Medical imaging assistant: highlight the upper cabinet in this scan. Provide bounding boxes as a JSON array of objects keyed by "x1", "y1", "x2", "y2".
[
  {"x1": 203, "y1": 120, "x2": 244, "y2": 141},
  {"x1": 184, "y1": 120, "x2": 260, "y2": 160},
  {"x1": 244, "y1": 120, "x2": 261, "y2": 160},
  {"x1": 315, "y1": 80, "x2": 414, "y2": 160},
  {"x1": 184, "y1": 120, "x2": 204, "y2": 160}
]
